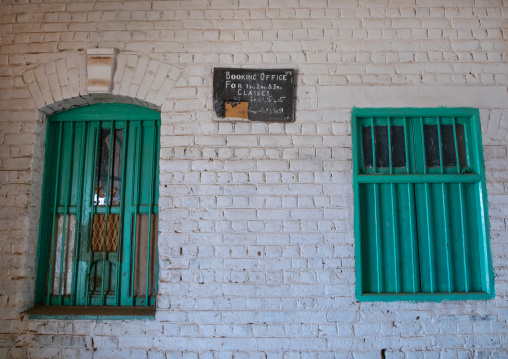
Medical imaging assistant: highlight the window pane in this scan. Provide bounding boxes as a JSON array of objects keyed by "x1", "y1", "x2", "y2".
[
  {"x1": 51, "y1": 214, "x2": 76, "y2": 296},
  {"x1": 94, "y1": 128, "x2": 123, "y2": 206},
  {"x1": 423, "y1": 125, "x2": 440, "y2": 167},
  {"x1": 132, "y1": 214, "x2": 158, "y2": 299},
  {"x1": 362, "y1": 126, "x2": 373, "y2": 168},
  {"x1": 455, "y1": 124, "x2": 467, "y2": 167},
  {"x1": 440, "y1": 125, "x2": 458, "y2": 166},
  {"x1": 362, "y1": 126, "x2": 390, "y2": 168},
  {"x1": 390, "y1": 125, "x2": 406, "y2": 168},
  {"x1": 424, "y1": 124, "x2": 467, "y2": 168}
]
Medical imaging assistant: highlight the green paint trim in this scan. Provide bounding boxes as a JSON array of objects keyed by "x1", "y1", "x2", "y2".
[
  {"x1": 351, "y1": 107, "x2": 494, "y2": 302},
  {"x1": 351, "y1": 110, "x2": 364, "y2": 300},
  {"x1": 359, "y1": 292, "x2": 494, "y2": 302},
  {"x1": 49, "y1": 104, "x2": 160, "y2": 122},
  {"x1": 352, "y1": 107, "x2": 476, "y2": 118},
  {"x1": 35, "y1": 103, "x2": 161, "y2": 313},
  {"x1": 358, "y1": 174, "x2": 481, "y2": 184}
]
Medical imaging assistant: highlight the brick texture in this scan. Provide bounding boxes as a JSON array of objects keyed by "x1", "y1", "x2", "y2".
[{"x1": 0, "y1": 0, "x2": 508, "y2": 357}]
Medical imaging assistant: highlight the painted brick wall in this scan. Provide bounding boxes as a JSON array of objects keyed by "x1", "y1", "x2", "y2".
[{"x1": 1, "y1": 0, "x2": 508, "y2": 357}]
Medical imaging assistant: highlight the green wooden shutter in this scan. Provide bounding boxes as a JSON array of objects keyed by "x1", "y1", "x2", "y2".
[{"x1": 352, "y1": 108, "x2": 494, "y2": 301}]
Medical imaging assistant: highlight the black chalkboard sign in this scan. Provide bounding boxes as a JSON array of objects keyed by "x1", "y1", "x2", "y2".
[{"x1": 213, "y1": 68, "x2": 294, "y2": 122}]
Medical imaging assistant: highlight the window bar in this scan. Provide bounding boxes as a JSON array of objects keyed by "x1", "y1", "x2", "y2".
[
  {"x1": 420, "y1": 118, "x2": 435, "y2": 292},
  {"x1": 86, "y1": 125, "x2": 100, "y2": 306},
  {"x1": 58, "y1": 122, "x2": 74, "y2": 305},
  {"x1": 101, "y1": 121, "x2": 115, "y2": 305},
  {"x1": 387, "y1": 118, "x2": 400, "y2": 293},
  {"x1": 155, "y1": 130, "x2": 160, "y2": 296},
  {"x1": 370, "y1": 117, "x2": 382, "y2": 292},
  {"x1": 46, "y1": 121, "x2": 63, "y2": 306},
  {"x1": 71, "y1": 122, "x2": 87, "y2": 305},
  {"x1": 387, "y1": 118, "x2": 393, "y2": 174},
  {"x1": 436, "y1": 117, "x2": 444, "y2": 174},
  {"x1": 145, "y1": 124, "x2": 157, "y2": 305},
  {"x1": 436, "y1": 117, "x2": 453, "y2": 291},
  {"x1": 115, "y1": 121, "x2": 129, "y2": 307},
  {"x1": 131, "y1": 122, "x2": 142, "y2": 306},
  {"x1": 452, "y1": 117, "x2": 460, "y2": 174},
  {"x1": 404, "y1": 118, "x2": 419, "y2": 292},
  {"x1": 370, "y1": 117, "x2": 376, "y2": 173},
  {"x1": 452, "y1": 117, "x2": 470, "y2": 292}
]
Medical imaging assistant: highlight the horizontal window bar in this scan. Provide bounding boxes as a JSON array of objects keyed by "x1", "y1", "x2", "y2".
[
  {"x1": 353, "y1": 107, "x2": 477, "y2": 119},
  {"x1": 357, "y1": 173, "x2": 481, "y2": 184},
  {"x1": 359, "y1": 291, "x2": 493, "y2": 302}
]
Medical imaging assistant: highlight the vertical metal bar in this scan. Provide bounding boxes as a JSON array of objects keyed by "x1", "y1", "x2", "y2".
[
  {"x1": 155, "y1": 128, "x2": 160, "y2": 297},
  {"x1": 407, "y1": 183, "x2": 419, "y2": 292},
  {"x1": 145, "y1": 124, "x2": 157, "y2": 305},
  {"x1": 115, "y1": 121, "x2": 129, "y2": 306},
  {"x1": 58, "y1": 122, "x2": 74, "y2": 305},
  {"x1": 403, "y1": 118, "x2": 409, "y2": 175},
  {"x1": 101, "y1": 122, "x2": 114, "y2": 305},
  {"x1": 454, "y1": 115, "x2": 470, "y2": 291},
  {"x1": 442, "y1": 183, "x2": 453, "y2": 292},
  {"x1": 421, "y1": 118, "x2": 435, "y2": 292},
  {"x1": 131, "y1": 122, "x2": 142, "y2": 306},
  {"x1": 436, "y1": 117, "x2": 444, "y2": 174},
  {"x1": 436, "y1": 116, "x2": 452, "y2": 291},
  {"x1": 373, "y1": 182, "x2": 382, "y2": 293},
  {"x1": 458, "y1": 183, "x2": 470, "y2": 292},
  {"x1": 86, "y1": 124, "x2": 100, "y2": 306},
  {"x1": 404, "y1": 118, "x2": 419, "y2": 292},
  {"x1": 387, "y1": 117, "x2": 400, "y2": 292},
  {"x1": 452, "y1": 117, "x2": 460, "y2": 173},
  {"x1": 71, "y1": 122, "x2": 87, "y2": 305},
  {"x1": 391, "y1": 182, "x2": 400, "y2": 293},
  {"x1": 46, "y1": 122, "x2": 63, "y2": 305},
  {"x1": 387, "y1": 117, "x2": 392, "y2": 174},
  {"x1": 370, "y1": 117, "x2": 376, "y2": 172},
  {"x1": 370, "y1": 117, "x2": 382, "y2": 292}
]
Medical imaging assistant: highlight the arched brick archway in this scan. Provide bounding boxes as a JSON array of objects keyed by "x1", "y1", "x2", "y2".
[{"x1": 20, "y1": 52, "x2": 183, "y2": 115}]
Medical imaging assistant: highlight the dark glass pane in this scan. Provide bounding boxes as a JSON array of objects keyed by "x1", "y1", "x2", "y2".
[
  {"x1": 362, "y1": 126, "x2": 373, "y2": 168},
  {"x1": 440, "y1": 125, "x2": 457, "y2": 166},
  {"x1": 94, "y1": 128, "x2": 123, "y2": 206},
  {"x1": 374, "y1": 126, "x2": 389, "y2": 168},
  {"x1": 423, "y1": 125, "x2": 440, "y2": 167},
  {"x1": 390, "y1": 125, "x2": 406, "y2": 168},
  {"x1": 362, "y1": 126, "x2": 389, "y2": 168},
  {"x1": 455, "y1": 124, "x2": 467, "y2": 167}
]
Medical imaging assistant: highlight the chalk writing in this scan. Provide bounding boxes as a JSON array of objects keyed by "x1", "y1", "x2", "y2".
[{"x1": 213, "y1": 68, "x2": 294, "y2": 122}]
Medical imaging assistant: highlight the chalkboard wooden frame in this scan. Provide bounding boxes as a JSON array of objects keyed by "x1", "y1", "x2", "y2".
[{"x1": 213, "y1": 68, "x2": 295, "y2": 122}]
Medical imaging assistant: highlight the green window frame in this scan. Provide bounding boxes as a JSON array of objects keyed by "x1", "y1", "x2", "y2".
[
  {"x1": 31, "y1": 104, "x2": 160, "y2": 319},
  {"x1": 352, "y1": 108, "x2": 494, "y2": 302}
]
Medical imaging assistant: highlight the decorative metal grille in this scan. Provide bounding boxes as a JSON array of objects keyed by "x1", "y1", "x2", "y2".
[{"x1": 91, "y1": 214, "x2": 119, "y2": 252}]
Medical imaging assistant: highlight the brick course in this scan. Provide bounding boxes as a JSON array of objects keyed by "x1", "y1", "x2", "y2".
[{"x1": 1, "y1": 0, "x2": 508, "y2": 357}]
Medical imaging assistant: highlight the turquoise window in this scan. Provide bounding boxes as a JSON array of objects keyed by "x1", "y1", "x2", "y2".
[
  {"x1": 352, "y1": 108, "x2": 494, "y2": 301},
  {"x1": 32, "y1": 104, "x2": 160, "y2": 317}
]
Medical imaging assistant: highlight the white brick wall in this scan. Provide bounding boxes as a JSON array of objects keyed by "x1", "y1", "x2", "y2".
[{"x1": 1, "y1": 0, "x2": 508, "y2": 357}]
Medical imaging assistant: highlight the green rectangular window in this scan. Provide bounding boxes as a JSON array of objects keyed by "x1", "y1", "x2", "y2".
[
  {"x1": 31, "y1": 104, "x2": 160, "y2": 318},
  {"x1": 352, "y1": 108, "x2": 494, "y2": 301}
]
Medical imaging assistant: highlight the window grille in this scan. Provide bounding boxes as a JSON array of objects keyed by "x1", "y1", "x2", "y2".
[
  {"x1": 352, "y1": 108, "x2": 494, "y2": 301},
  {"x1": 34, "y1": 104, "x2": 160, "y2": 309}
]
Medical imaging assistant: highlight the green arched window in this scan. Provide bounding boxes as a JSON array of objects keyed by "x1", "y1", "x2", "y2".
[{"x1": 32, "y1": 104, "x2": 160, "y2": 318}]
